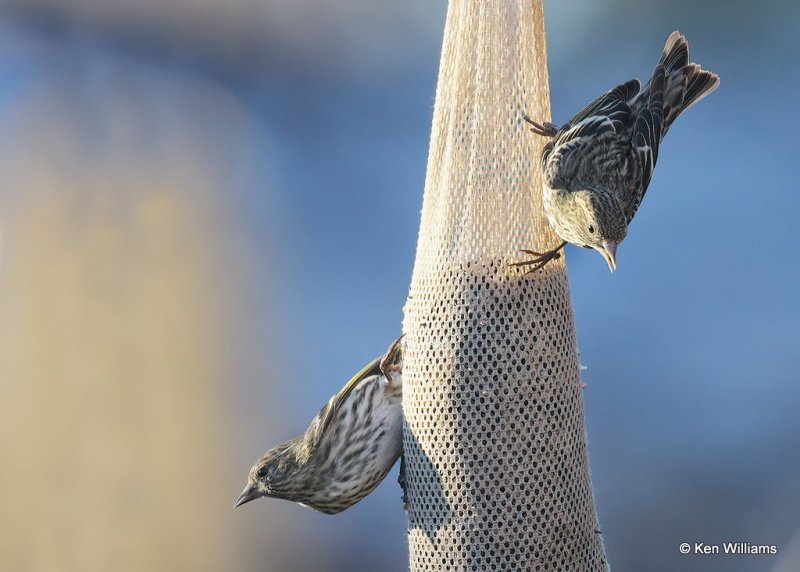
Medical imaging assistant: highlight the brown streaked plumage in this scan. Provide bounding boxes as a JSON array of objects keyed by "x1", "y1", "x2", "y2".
[
  {"x1": 513, "y1": 31, "x2": 719, "y2": 273},
  {"x1": 234, "y1": 337, "x2": 404, "y2": 514}
]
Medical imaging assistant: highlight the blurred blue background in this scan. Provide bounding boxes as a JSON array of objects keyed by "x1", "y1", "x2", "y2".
[{"x1": 0, "y1": 1, "x2": 797, "y2": 571}]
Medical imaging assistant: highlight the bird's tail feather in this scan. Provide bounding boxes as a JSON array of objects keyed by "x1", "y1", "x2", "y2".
[
  {"x1": 681, "y1": 63, "x2": 720, "y2": 112},
  {"x1": 654, "y1": 31, "x2": 719, "y2": 135},
  {"x1": 660, "y1": 30, "x2": 689, "y2": 73}
]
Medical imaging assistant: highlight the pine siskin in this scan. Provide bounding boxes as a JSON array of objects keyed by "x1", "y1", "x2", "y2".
[
  {"x1": 234, "y1": 337, "x2": 404, "y2": 514},
  {"x1": 514, "y1": 31, "x2": 719, "y2": 273}
]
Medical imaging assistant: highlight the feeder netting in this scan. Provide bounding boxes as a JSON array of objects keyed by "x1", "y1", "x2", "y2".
[{"x1": 401, "y1": 1, "x2": 607, "y2": 570}]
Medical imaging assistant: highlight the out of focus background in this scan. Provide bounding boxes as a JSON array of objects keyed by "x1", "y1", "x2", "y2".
[{"x1": 0, "y1": 1, "x2": 797, "y2": 571}]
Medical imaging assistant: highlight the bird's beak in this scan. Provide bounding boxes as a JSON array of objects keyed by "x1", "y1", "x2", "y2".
[
  {"x1": 600, "y1": 240, "x2": 618, "y2": 273},
  {"x1": 234, "y1": 483, "x2": 260, "y2": 508}
]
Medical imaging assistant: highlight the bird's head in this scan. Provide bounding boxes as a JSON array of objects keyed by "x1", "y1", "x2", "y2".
[
  {"x1": 568, "y1": 190, "x2": 627, "y2": 272},
  {"x1": 234, "y1": 438, "x2": 304, "y2": 508}
]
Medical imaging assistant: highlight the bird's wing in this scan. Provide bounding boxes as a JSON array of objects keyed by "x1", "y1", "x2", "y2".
[
  {"x1": 543, "y1": 113, "x2": 625, "y2": 191},
  {"x1": 542, "y1": 81, "x2": 639, "y2": 189},
  {"x1": 626, "y1": 65, "x2": 665, "y2": 222},
  {"x1": 555, "y1": 114, "x2": 620, "y2": 148},
  {"x1": 560, "y1": 79, "x2": 641, "y2": 131},
  {"x1": 310, "y1": 355, "x2": 383, "y2": 448}
]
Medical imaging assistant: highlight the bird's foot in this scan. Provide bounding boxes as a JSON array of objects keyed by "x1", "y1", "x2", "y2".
[
  {"x1": 510, "y1": 242, "x2": 568, "y2": 274},
  {"x1": 380, "y1": 336, "x2": 404, "y2": 380},
  {"x1": 398, "y1": 454, "x2": 408, "y2": 511},
  {"x1": 511, "y1": 249, "x2": 561, "y2": 273},
  {"x1": 523, "y1": 116, "x2": 557, "y2": 137}
]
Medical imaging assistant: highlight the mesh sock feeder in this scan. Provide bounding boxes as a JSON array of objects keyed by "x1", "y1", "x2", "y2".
[{"x1": 401, "y1": 1, "x2": 608, "y2": 570}]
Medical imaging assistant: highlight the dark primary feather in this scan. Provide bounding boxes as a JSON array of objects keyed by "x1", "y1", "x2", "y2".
[{"x1": 628, "y1": 64, "x2": 664, "y2": 221}]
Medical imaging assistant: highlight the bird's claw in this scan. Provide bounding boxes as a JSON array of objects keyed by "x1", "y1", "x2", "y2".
[
  {"x1": 509, "y1": 249, "x2": 562, "y2": 274},
  {"x1": 522, "y1": 116, "x2": 558, "y2": 137},
  {"x1": 380, "y1": 336, "x2": 404, "y2": 380},
  {"x1": 398, "y1": 454, "x2": 408, "y2": 511}
]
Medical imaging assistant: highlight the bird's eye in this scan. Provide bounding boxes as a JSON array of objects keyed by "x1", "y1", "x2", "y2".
[
  {"x1": 256, "y1": 467, "x2": 268, "y2": 479},
  {"x1": 588, "y1": 225, "x2": 595, "y2": 234}
]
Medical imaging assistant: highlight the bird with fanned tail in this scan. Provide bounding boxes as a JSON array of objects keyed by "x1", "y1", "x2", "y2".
[{"x1": 514, "y1": 31, "x2": 719, "y2": 273}]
